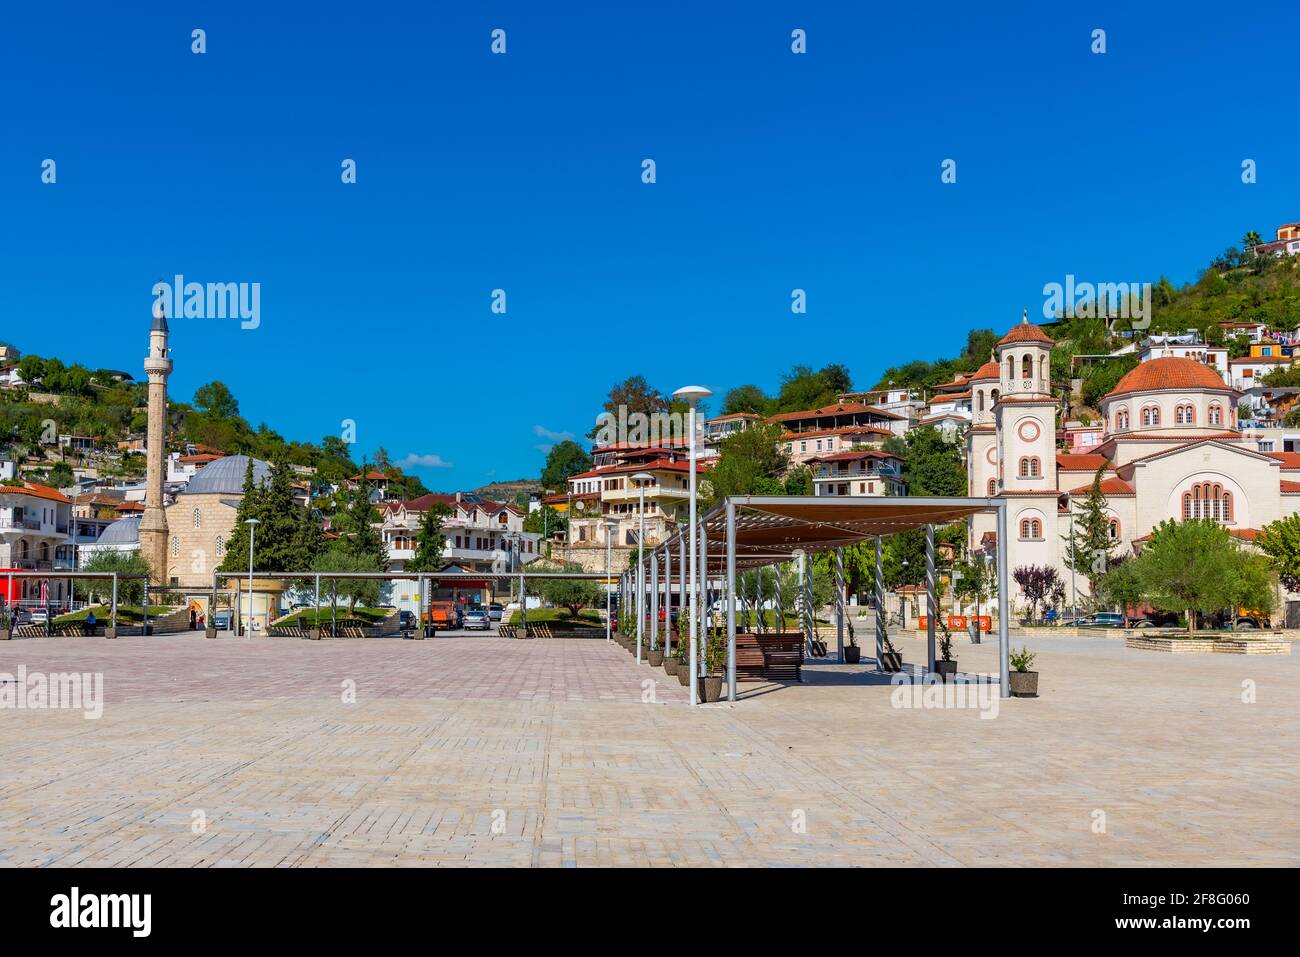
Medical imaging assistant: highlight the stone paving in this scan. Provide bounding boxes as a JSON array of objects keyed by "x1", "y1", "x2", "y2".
[{"x1": 1, "y1": 632, "x2": 1297, "y2": 867}]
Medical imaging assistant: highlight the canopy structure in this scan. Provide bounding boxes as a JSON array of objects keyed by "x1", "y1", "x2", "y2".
[{"x1": 625, "y1": 495, "x2": 1012, "y2": 701}]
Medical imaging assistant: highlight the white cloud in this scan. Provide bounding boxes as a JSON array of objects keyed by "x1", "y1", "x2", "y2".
[
  {"x1": 533, "y1": 425, "x2": 573, "y2": 443},
  {"x1": 396, "y1": 453, "x2": 454, "y2": 470}
]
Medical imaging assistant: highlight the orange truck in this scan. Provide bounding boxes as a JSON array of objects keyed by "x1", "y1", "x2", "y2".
[{"x1": 424, "y1": 602, "x2": 458, "y2": 629}]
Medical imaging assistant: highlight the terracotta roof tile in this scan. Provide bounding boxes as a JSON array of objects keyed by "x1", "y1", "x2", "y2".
[
  {"x1": 1056, "y1": 453, "x2": 1111, "y2": 471},
  {"x1": 969, "y1": 360, "x2": 1001, "y2": 382},
  {"x1": 1068, "y1": 477, "x2": 1134, "y2": 496},
  {"x1": 1104, "y1": 357, "x2": 1233, "y2": 399},
  {"x1": 997, "y1": 321, "x2": 1055, "y2": 347}
]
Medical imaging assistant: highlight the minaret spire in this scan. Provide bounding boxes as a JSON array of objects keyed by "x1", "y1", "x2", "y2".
[{"x1": 139, "y1": 302, "x2": 173, "y2": 585}]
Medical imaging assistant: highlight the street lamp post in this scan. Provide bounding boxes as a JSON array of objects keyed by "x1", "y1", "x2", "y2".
[
  {"x1": 631, "y1": 472, "x2": 654, "y2": 663},
  {"x1": 673, "y1": 385, "x2": 712, "y2": 707},
  {"x1": 605, "y1": 518, "x2": 617, "y2": 642},
  {"x1": 244, "y1": 518, "x2": 259, "y2": 639}
]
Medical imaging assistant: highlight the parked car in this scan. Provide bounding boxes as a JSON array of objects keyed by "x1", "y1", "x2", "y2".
[
  {"x1": 399, "y1": 610, "x2": 415, "y2": 629},
  {"x1": 1129, "y1": 612, "x2": 1178, "y2": 628},
  {"x1": 29, "y1": 609, "x2": 49, "y2": 625},
  {"x1": 462, "y1": 609, "x2": 492, "y2": 631},
  {"x1": 488, "y1": 603, "x2": 504, "y2": 621},
  {"x1": 210, "y1": 611, "x2": 231, "y2": 629},
  {"x1": 1077, "y1": 612, "x2": 1125, "y2": 628},
  {"x1": 1228, "y1": 616, "x2": 1262, "y2": 629}
]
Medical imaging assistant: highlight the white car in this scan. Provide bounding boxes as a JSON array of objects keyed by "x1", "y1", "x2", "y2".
[
  {"x1": 29, "y1": 609, "x2": 49, "y2": 625},
  {"x1": 462, "y1": 609, "x2": 492, "y2": 631}
]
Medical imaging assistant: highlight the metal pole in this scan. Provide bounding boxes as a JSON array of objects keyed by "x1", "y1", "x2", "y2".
[
  {"x1": 519, "y1": 568, "x2": 526, "y2": 637},
  {"x1": 874, "y1": 536, "x2": 884, "y2": 665},
  {"x1": 756, "y1": 565, "x2": 763, "y2": 633},
  {"x1": 698, "y1": 517, "x2": 709, "y2": 680},
  {"x1": 687, "y1": 401, "x2": 699, "y2": 707},
  {"x1": 926, "y1": 523, "x2": 936, "y2": 672},
  {"x1": 605, "y1": 533, "x2": 612, "y2": 642},
  {"x1": 143, "y1": 579, "x2": 149, "y2": 636},
  {"x1": 650, "y1": 547, "x2": 659, "y2": 652},
  {"x1": 636, "y1": 485, "x2": 645, "y2": 663},
  {"x1": 314, "y1": 573, "x2": 321, "y2": 635},
  {"x1": 726, "y1": 498, "x2": 737, "y2": 701},
  {"x1": 996, "y1": 501, "x2": 1011, "y2": 698},
  {"x1": 110, "y1": 572, "x2": 118, "y2": 632},
  {"x1": 1067, "y1": 493, "x2": 1078, "y2": 618},
  {"x1": 247, "y1": 522, "x2": 256, "y2": 639},
  {"x1": 835, "y1": 547, "x2": 844, "y2": 663}
]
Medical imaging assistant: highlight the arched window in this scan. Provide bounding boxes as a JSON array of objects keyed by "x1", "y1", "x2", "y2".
[
  {"x1": 1038, "y1": 355, "x2": 1047, "y2": 382},
  {"x1": 1141, "y1": 406, "x2": 1161, "y2": 426},
  {"x1": 977, "y1": 391, "x2": 984, "y2": 412},
  {"x1": 171, "y1": 536, "x2": 180, "y2": 557},
  {"x1": 1018, "y1": 456, "x2": 1041, "y2": 478},
  {"x1": 1006, "y1": 356, "x2": 1015, "y2": 381},
  {"x1": 215, "y1": 534, "x2": 225, "y2": 559},
  {"x1": 1021, "y1": 355, "x2": 1033, "y2": 379},
  {"x1": 990, "y1": 388, "x2": 1000, "y2": 405},
  {"x1": 193, "y1": 507, "x2": 201, "y2": 529},
  {"x1": 1208, "y1": 403, "x2": 1222, "y2": 426},
  {"x1": 39, "y1": 542, "x2": 49, "y2": 562},
  {"x1": 1175, "y1": 404, "x2": 1195, "y2": 425},
  {"x1": 1108, "y1": 518, "x2": 1120, "y2": 540},
  {"x1": 987, "y1": 478, "x2": 997, "y2": 496},
  {"x1": 1019, "y1": 518, "x2": 1043, "y2": 540},
  {"x1": 1182, "y1": 482, "x2": 1233, "y2": 522},
  {"x1": 1116, "y1": 408, "x2": 1130, "y2": 430}
]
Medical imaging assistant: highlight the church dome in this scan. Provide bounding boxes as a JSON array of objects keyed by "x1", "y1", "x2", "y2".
[
  {"x1": 997, "y1": 320, "x2": 1055, "y2": 347},
  {"x1": 1105, "y1": 357, "x2": 1232, "y2": 399},
  {"x1": 181, "y1": 454, "x2": 271, "y2": 495},
  {"x1": 969, "y1": 360, "x2": 1001, "y2": 381}
]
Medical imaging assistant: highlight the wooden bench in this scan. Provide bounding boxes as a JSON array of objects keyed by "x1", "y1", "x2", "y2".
[{"x1": 734, "y1": 632, "x2": 804, "y2": 681}]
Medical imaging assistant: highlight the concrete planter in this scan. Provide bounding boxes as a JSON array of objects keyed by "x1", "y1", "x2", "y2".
[
  {"x1": 648, "y1": 649, "x2": 664, "y2": 667},
  {"x1": 843, "y1": 645, "x2": 861, "y2": 664},
  {"x1": 700, "y1": 676, "x2": 723, "y2": 703},
  {"x1": 677, "y1": 665, "x2": 691, "y2": 686},
  {"x1": 1008, "y1": 671, "x2": 1039, "y2": 697},
  {"x1": 663, "y1": 657, "x2": 679, "y2": 676},
  {"x1": 934, "y1": 659, "x2": 958, "y2": 680},
  {"x1": 1126, "y1": 634, "x2": 1292, "y2": 655}
]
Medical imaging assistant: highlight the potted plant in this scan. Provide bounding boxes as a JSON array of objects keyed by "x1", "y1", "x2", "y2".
[
  {"x1": 648, "y1": 641, "x2": 664, "y2": 667},
  {"x1": 1009, "y1": 646, "x2": 1038, "y2": 697},
  {"x1": 662, "y1": 641, "x2": 679, "y2": 676},
  {"x1": 843, "y1": 620, "x2": 861, "y2": 664},
  {"x1": 879, "y1": 632, "x2": 903, "y2": 672},
  {"x1": 675, "y1": 638, "x2": 691, "y2": 686},
  {"x1": 934, "y1": 619, "x2": 957, "y2": 680},
  {"x1": 700, "y1": 632, "x2": 725, "y2": 703}
]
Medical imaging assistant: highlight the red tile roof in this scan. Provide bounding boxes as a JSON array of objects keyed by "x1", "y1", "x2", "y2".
[
  {"x1": 1056, "y1": 453, "x2": 1111, "y2": 471},
  {"x1": 1267, "y1": 452, "x2": 1300, "y2": 469},
  {"x1": 0, "y1": 482, "x2": 69, "y2": 504},
  {"x1": 1105, "y1": 357, "x2": 1233, "y2": 399},
  {"x1": 769, "y1": 402, "x2": 902, "y2": 423},
  {"x1": 997, "y1": 320, "x2": 1055, "y2": 347},
  {"x1": 969, "y1": 360, "x2": 1000, "y2": 382},
  {"x1": 567, "y1": 458, "x2": 697, "y2": 481},
  {"x1": 1068, "y1": 477, "x2": 1134, "y2": 496},
  {"x1": 1281, "y1": 480, "x2": 1300, "y2": 493},
  {"x1": 806, "y1": 450, "x2": 901, "y2": 463}
]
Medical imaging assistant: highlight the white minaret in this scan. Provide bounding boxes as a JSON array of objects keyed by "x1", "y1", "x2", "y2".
[{"x1": 139, "y1": 299, "x2": 172, "y2": 583}]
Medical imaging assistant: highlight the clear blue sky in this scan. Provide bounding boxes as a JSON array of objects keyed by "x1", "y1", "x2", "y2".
[{"x1": 2, "y1": 1, "x2": 1297, "y2": 488}]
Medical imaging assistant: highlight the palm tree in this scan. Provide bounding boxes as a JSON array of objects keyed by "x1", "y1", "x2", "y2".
[{"x1": 1242, "y1": 231, "x2": 1262, "y2": 249}]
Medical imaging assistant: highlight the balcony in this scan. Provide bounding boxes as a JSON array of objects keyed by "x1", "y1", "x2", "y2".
[
  {"x1": 601, "y1": 485, "x2": 689, "y2": 503},
  {"x1": 812, "y1": 466, "x2": 898, "y2": 481},
  {"x1": 0, "y1": 518, "x2": 43, "y2": 532}
]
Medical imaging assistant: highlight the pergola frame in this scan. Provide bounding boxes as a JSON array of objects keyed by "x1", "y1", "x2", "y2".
[{"x1": 631, "y1": 495, "x2": 1012, "y2": 701}]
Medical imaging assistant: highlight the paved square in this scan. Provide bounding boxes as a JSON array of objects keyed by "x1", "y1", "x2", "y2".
[{"x1": 1, "y1": 632, "x2": 1296, "y2": 866}]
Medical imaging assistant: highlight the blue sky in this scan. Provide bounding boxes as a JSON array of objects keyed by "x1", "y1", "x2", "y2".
[{"x1": 2, "y1": 1, "x2": 1297, "y2": 488}]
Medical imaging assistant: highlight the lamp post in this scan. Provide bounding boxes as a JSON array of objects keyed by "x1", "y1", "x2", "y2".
[
  {"x1": 605, "y1": 518, "x2": 617, "y2": 642},
  {"x1": 631, "y1": 472, "x2": 654, "y2": 663},
  {"x1": 244, "y1": 518, "x2": 259, "y2": 639},
  {"x1": 673, "y1": 384, "x2": 712, "y2": 707}
]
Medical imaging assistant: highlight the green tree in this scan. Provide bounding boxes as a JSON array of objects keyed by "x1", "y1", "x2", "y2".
[
  {"x1": 219, "y1": 454, "x2": 321, "y2": 576},
  {"x1": 192, "y1": 381, "x2": 240, "y2": 419},
  {"x1": 406, "y1": 503, "x2": 451, "y2": 572},
  {"x1": 1063, "y1": 467, "x2": 1115, "y2": 590},
  {"x1": 1131, "y1": 520, "x2": 1274, "y2": 635},
  {"x1": 1255, "y1": 513, "x2": 1300, "y2": 591},
  {"x1": 327, "y1": 466, "x2": 387, "y2": 568},
  {"x1": 701, "y1": 422, "x2": 790, "y2": 507},
  {"x1": 79, "y1": 550, "x2": 154, "y2": 605},
  {"x1": 721, "y1": 384, "x2": 769, "y2": 415},
  {"x1": 540, "y1": 440, "x2": 592, "y2": 489},
  {"x1": 888, "y1": 425, "x2": 966, "y2": 496},
  {"x1": 526, "y1": 560, "x2": 603, "y2": 616},
  {"x1": 312, "y1": 546, "x2": 382, "y2": 612},
  {"x1": 523, "y1": 504, "x2": 566, "y2": 539}
]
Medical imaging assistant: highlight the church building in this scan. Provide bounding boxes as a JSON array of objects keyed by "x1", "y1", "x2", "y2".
[{"x1": 969, "y1": 316, "x2": 1300, "y2": 610}]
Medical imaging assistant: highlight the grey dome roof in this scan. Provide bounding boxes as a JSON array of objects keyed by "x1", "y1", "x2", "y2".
[
  {"x1": 181, "y1": 455, "x2": 271, "y2": 496},
  {"x1": 97, "y1": 514, "x2": 141, "y2": 546}
]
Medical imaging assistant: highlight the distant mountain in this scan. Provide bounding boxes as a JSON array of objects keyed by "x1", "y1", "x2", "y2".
[{"x1": 469, "y1": 477, "x2": 543, "y2": 505}]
